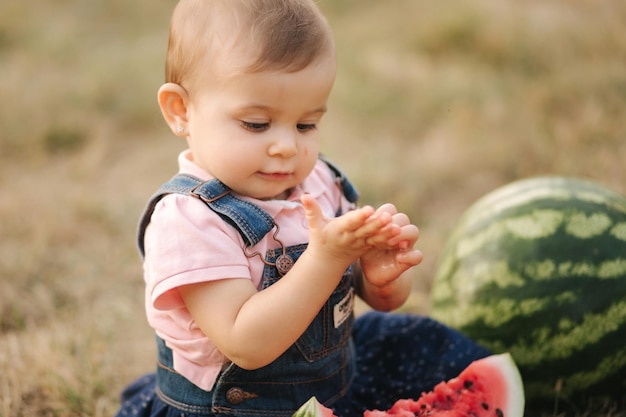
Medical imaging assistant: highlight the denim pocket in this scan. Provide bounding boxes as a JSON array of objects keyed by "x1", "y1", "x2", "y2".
[{"x1": 295, "y1": 270, "x2": 354, "y2": 361}]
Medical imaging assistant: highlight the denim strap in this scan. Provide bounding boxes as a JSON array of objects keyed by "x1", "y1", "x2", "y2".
[
  {"x1": 137, "y1": 157, "x2": 359, "y2": 257},
  {"x1": 137, "y1": 176, "x2": 275, "y2": 257},
  {"x1": 186, "y1": 175, "x2": 277, "y2": 248},
  {"x1": 319, "y1": 155, "x2": 359, "y2": 204}
]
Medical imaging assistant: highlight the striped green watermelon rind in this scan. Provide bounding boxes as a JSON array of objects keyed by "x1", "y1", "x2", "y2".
[
  {"x1": 292, "y1": 396, "x2": 337, "y2": 417},
  {"x1": 430, "y1": 176, "x2": 626, "y2": 411}
]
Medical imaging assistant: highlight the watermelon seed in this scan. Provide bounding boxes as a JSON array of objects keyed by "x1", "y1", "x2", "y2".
[
  {"x1": 495, "y1": 408, "x2": 504, "y2": 417},
  {"x1": 463, "y1": 380, "x2": 474, "y2": 389},
  {"x1": 481, "y1": 402, "x2": 489, "y2": 410}
]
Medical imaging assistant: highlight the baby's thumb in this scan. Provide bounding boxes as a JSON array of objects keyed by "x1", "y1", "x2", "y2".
[{"x1": 301, "y1": 193, "x2": 323, "y2": 230}]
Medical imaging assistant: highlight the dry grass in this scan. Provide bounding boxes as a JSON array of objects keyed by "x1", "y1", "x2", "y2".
[{"x1": 1, "y1": 0, "x2": 625, "y2": 416}]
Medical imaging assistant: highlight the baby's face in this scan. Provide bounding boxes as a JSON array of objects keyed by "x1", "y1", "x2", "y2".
[{"x1": 184, "y1": 52, "x2": 336, "y2": 200}]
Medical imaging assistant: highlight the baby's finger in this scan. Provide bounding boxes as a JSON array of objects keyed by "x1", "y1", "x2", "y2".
[
  {"x1": 353, "y1": 211, "x2": 394, "y2": 239},
  {"x1": 301, "y1": 194, "x2": 325, "y2": 231},
  {"x1": 337, "y1": 205, "x2": 376, "y2": 233},
  {"x1": 387, "y1": 224, "x2": 420, "y2": 247},
  {"x1": 390, "y1": 212, "x2": 410, "y2": 227},
  {"x1": 396, "y1": 248, "x2": 424, "y2": 266},
  {"x1": 374, "y1": 203, "x2": 398, "y2": 217},
  {"x1": 364, "y1": 223, "x2": 401, "y2": 246}
]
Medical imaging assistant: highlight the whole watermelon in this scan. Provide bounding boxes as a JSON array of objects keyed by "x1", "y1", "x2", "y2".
[{"x1": 430, "y1": 176, "x2": 626, "y2": 413}]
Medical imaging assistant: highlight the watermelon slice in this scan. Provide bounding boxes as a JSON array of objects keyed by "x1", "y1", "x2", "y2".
[
  {"x1": 293, "y1": 396, "x2": 338, "y2": 417},
  {"x1": 364, "y1": 353, "x2": 524, "y2": 417}
]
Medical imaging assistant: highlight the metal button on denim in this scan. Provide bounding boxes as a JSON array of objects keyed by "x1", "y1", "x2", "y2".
[{"x1": 226, "y1": 387, "x2": 257, "y2": 405}]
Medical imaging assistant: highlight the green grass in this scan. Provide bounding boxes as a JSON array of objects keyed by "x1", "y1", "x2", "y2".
[{"x1": 1, "y1": 0, "x2": 625, "y2": 416}]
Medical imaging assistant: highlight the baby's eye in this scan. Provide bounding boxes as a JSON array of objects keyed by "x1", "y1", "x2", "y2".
[
  {"x1": 242, "y1": 121, "x2": 269, "y2": 132},
  {"x1": 297, "y1": 123, "x2": 317, "y2": 132}
]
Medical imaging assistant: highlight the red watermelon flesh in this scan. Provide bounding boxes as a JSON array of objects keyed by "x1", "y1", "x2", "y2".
[{"x1": 364, "y1": 353, "x2": 524, "y2": 417}]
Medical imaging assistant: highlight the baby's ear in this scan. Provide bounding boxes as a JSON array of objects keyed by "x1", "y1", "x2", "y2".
[{"x1": 157, "y1": 83, "x2": 189, "y2": 137}]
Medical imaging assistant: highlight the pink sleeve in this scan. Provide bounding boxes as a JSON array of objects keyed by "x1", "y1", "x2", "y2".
[{"x1": 143, "y1": 193, "x2": 252, "y2": 311}]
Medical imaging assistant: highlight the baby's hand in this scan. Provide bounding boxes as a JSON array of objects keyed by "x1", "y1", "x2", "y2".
[
  {"x1": 361, "y1": 204, "x2": 416, "y2": 249},
  {"x1": 360, "y1": 204, "x2": 423, "y2": 287},
  {"x1": 301, "y1": 194, "x2": 391, "y2": 265}
]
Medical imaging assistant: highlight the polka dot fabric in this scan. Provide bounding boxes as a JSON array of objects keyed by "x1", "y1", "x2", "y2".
[{"x1": 331, "y1": 312, "x2": 491, "y2": 417}]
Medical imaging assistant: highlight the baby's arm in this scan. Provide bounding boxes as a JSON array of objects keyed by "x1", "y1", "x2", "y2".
[
  {"x1": 357, "y1": 204, "x2": 423, "y2": 311},
  {"x1": 179, "y1": 194, "x2": 390, "y2": 370}
]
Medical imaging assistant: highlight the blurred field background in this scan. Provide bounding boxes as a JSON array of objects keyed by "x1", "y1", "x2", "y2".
[{"x1": 1, "y1": 0, "x2": 625, "y2": 416}]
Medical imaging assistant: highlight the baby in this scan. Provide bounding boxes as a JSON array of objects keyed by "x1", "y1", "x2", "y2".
[{"x1": 115, "y1": 1, "x2": 490, "y2": 416}]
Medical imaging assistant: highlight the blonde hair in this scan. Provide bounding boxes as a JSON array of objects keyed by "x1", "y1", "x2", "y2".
[{"x1": 165, "y1": 0, "x2": 334, "y2": 89}]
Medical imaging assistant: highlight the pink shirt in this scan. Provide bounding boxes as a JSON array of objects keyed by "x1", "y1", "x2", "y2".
[{"x1": 143, "y1": 150, "x2": 354, "y2": 391}]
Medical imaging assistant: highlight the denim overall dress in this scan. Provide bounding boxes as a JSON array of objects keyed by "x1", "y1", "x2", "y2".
[
  {"x1": 117, "y1": 159, "x2": 492, "y2": 417},
  {"x1": 134, "y1": 158, "x2": 360, "y2": 417}
]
